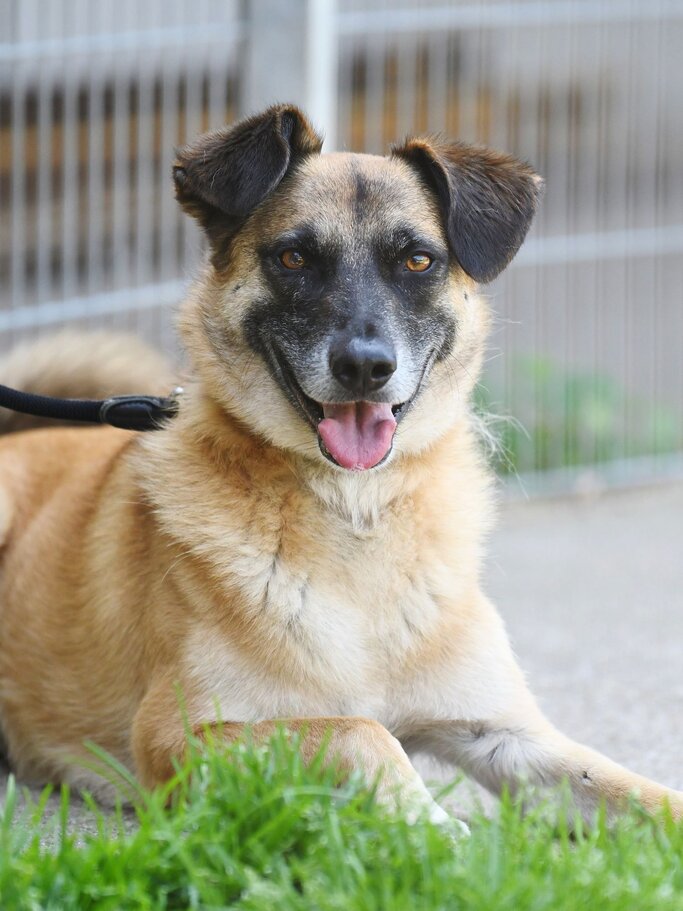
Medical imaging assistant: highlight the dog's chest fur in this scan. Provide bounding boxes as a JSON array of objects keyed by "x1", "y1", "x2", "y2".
[
  {"x1": 144, "y1": 431, "x2": 482, "y2": 728},
  {"x1": 182, "y1": 503, "x2": 454, "y2": 726}
]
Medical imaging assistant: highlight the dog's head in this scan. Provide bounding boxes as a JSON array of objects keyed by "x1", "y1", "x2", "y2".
[{"x1": 175, "y1": 104, "x2": 542, "y2": 471}]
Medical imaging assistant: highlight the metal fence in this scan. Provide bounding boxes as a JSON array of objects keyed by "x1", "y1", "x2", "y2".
[
  {"x1": 2, "y1": 0, "x2": 682, "y2": 486},
  {"x1": 1, "y1": 0, "x2": 243, "y2": 352}
]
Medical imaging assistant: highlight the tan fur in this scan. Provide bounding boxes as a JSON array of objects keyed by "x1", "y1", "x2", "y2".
[{"x1": 0, "y1": 129, "x2": 681, "y2": 827}]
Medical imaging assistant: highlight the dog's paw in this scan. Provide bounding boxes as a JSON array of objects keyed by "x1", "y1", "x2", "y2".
[
  {"x1": 404, "y1": 798, "x2": 471, "y2": 838},
  {"x1": 429, "y1": 802, "x2": 470, "y2": 835},
  {"x1": 440, "y1": 813, "x2": 471, "y2": 840}
]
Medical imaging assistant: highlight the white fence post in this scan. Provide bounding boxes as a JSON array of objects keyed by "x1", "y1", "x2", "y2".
[{"x1": 242, "y1": 0, "x2": 338, "y2": 149}]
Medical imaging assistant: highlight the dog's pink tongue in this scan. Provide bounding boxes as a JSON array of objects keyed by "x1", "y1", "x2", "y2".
[{"x1": 318, "y1": 402, "x2": 397, "y2": 470}]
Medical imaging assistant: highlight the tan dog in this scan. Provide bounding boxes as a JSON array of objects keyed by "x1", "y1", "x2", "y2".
[{"x1": 0, "y1": 104, "x2": 680, "y2": 827}]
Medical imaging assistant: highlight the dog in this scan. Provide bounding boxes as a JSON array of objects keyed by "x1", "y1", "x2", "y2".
[{"x1": 0, "y1": 103, "x2": 680, "y2": 827}]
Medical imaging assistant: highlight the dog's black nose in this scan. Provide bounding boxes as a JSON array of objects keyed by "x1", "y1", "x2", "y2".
[{"x1": 329, "y1": 336, "x2": 397, "y2": 396}]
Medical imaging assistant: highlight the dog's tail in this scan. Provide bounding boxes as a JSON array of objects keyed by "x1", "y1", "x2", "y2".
[{"x1": 0, "y1": 330, "x2": 174, "y2": 434}]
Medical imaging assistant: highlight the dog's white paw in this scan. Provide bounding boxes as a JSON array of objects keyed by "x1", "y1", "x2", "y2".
[
  {"x1": 405, "y1": 798, "x2": 471, "y2": 837},
  {"x1": 431, "y1": 806, "x2": 471, "y2": 839}
]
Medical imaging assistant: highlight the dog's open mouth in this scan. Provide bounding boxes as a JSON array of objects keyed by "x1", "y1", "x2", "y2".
[
  {"x1": 318, "y1": 401, "x2": 397, "y2": 470},
  {"x1": 271, "y1": 349, "x2": 412, "y2": 471}
]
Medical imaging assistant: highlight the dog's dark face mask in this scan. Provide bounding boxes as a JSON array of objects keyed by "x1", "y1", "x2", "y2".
[{"x1": 174, "y1": 105, "x2": 542, "y2": 471}]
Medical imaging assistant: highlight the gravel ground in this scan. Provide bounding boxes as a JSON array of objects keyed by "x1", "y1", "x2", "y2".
[{"x1": 2, "y1": 482, "x2": 682, "y2": 834}]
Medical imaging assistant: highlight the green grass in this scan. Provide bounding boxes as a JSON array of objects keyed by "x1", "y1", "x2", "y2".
[{"x1": 2, "y1": 733, "x2": 683, "y2": 910}]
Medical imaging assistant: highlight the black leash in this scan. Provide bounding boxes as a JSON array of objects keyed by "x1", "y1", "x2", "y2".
[{"x1": 0, "y1": 384, "x2": 183, "y2": 431}]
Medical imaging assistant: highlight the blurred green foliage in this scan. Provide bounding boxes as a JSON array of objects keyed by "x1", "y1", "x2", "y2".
[{"x1": 476, "y1": 357, "x2": 682, "y2": 475}]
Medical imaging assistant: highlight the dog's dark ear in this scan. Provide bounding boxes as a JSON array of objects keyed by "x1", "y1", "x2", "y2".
[
  {"x1": 392, "y1": 138, "x2": 543, "y2": 283},
  {"x1": 173, "y1": 104, "x2": 322, "y2": 242}
]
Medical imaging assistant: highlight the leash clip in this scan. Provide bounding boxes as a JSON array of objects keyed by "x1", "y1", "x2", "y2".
[{"x1": 99, "y1": 387, "x2": 184, "y2": 431}]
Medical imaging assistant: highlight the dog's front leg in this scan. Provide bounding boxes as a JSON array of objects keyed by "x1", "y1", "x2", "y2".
[
  {"x1": 132, "y1": 693, "x2": 459, "y2": 828},
  {"x1": 412, "y1": 715, "x2": 683, "y2": 821},
  {"x1": 201, "y1": 717, "x2": 458, "y2": 826},
  {"x1": 403, "y1": 592, "x2": 683, "y2": 821}
]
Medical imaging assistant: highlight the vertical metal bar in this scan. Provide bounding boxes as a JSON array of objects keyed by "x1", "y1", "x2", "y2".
[
  {"x1": 86, "y1": 3, "x2": 105, "y2": 300},
  {"x1": 159, "y1": 51, "x2": 180, "y2": 281},
  {"x1": 10, "y1": 63, "x2": 27, "y2": 319},
  {"x1": 491, "y1": 7, "x2": 521, "y2": 445},
  {"x1": 306, "y1": 0, "x2": 338, "y2": 150},
  {"x1": 455, "y1": 9, "x2": 477, "y2": 145},
  {"x1": 635, "y1": 11, "x2": 658, "y2": 469},
  {"x1": 443, "y1": 31, "x2": 458, "y2": 139},
  {"x1": 241, "y1": 0, "x2": 309, "y2": 114},
  {"x1": 500, "y1": 10, "x2": 539, "y2": 474},
  {"x1": 135, "y1": 21, "x2": 155, "y2": 289},
  {"x1": 596, "y1": 15, "x2": 628, "y2": 466},
  {"x1": 35, "y1": 4, "x2": 57, "y2": 306},
  {"x1": 159, "y1": 0, "x2": 185, "y2": 354},
  {"x1": 395, "y1": 32, "x2": 417, "y2": 140},
  {"x1": 531, "y1": 38, "x2": 544, "y2": 479},
  {"x1": 473, "y1": 12, "x2": 489, "y2": 145},
  {"x1": 592, "y1": 0, "x2": 608, "y2": 466},
  {"x1": 181, "y1": 0, "x2": 204, "y2": 275},
  {"x1": 0, "y1": 82, "x2": 9, "y2": 346},
  {"x1": 336, "y1": 41, "x2": 354, "y2": 151},
  {"x1": 363, "y1": 35, "x2": 385, "y2": 154},
  {"x1": 207, "y1": 49, "x2": 227, "y2": 132},
  {"x1": 111, "y1": 0, "x2": 135, "y2": 296},
  {"x1": 134, "y1": 0, "x2": 157, "y2": 342},
  {"x1": 61, "y1": 0, "x2": 86, "y2": 302},
  {"x1": 562, "y1": 2, "x2": 578, "y2": 480},
  {"x1": 426, "y1": 31, "x2": 448, "y2": 135},
  {"x1": 673, "y1": 18, "x2": 683, "y2": 454},
  {"x1": 623, "y1": 6, "x2": 637, "y2": 463},
  {"x1": 652, "y1": 2, "x2": 665, "y2": 465}
]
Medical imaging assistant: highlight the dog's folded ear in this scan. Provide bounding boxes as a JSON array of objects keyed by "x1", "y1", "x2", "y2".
[
  {"x1": 392, "y1": 138, "x2": 543, "y2": 283},
  {"x1": 173, "y1": 104, "x2": 322, "y2": 242}
]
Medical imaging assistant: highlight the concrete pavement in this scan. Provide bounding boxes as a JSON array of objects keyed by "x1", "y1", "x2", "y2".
[{"x1": 485, "y1": 482, "x2": 683, "y2": 792}]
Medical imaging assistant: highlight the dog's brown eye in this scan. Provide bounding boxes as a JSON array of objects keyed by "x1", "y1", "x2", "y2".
[
  {"x1": 405, "y1": 253, "x2": 433, "y2": 273},
  {"x1": 280, "y1": 250, "x2": 306, "y2": 270}
]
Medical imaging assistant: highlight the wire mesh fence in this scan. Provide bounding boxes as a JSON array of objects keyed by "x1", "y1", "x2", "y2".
[{"x1": 1, "y1": 0, "x2": 682, "y2": 486}]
